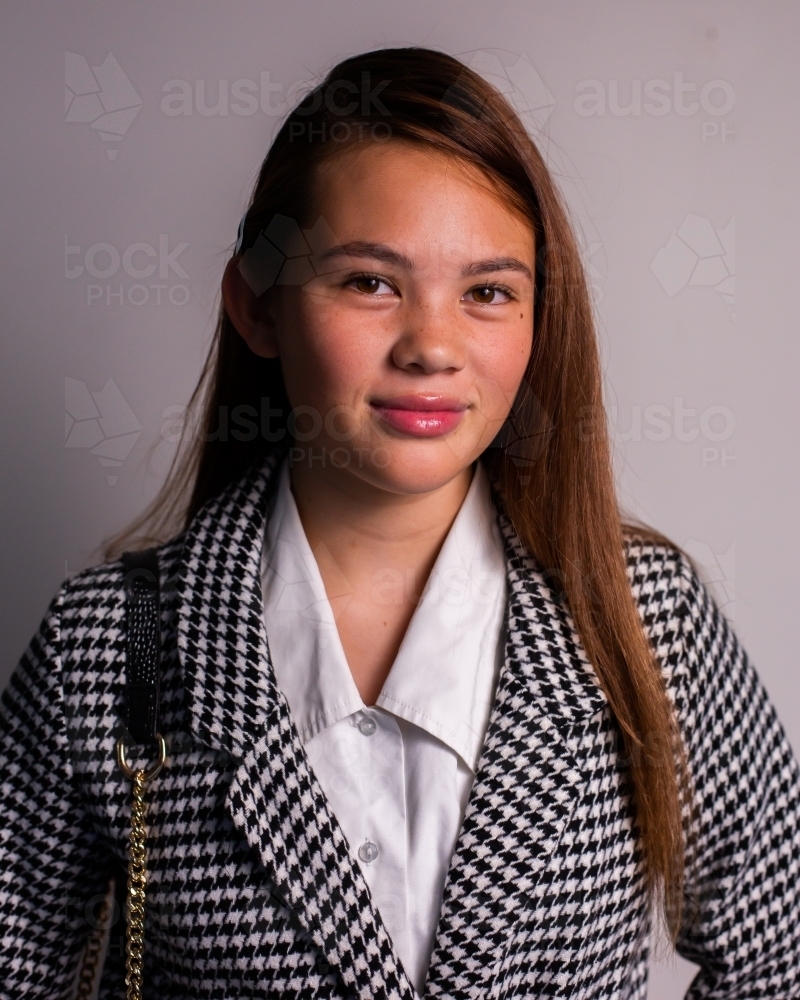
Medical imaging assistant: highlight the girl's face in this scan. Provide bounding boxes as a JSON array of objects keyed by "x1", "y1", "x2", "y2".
[{"x1": 228, "y1": 140, "x2": 535, "y2": 497}]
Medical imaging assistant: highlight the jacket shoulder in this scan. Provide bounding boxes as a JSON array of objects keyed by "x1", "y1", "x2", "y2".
[
  {"x1": 621, "y1": 532, "x2": 707, "y2": 691},
  {"x1": 623, "y1": 531, "x2": 691, "y2": 621},
  {"x1": 59, "y1": 532, "x2": 186, "y2": 607},
  {"x1": 55, "y1": 532, "x2": 187, "y2": 676},
  {"x1": 622, "y1": 531, "x2": 750, "y2": 727}
]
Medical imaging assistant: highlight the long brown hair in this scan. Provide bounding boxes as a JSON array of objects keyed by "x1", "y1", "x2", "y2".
[{"x1": 109, "y1": 47, "x2": 690, "y2": 935}]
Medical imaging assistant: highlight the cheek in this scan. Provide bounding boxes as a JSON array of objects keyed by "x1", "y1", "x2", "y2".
[
  {"x1": 279, "y1": 295, "x2": 382, "y2": 407},
  {"x1": 472, "y1": 327, "x2": 533, "y2": 417}
]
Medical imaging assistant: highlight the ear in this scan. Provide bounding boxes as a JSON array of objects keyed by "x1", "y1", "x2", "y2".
[{"x1": 221, "y1": 256, "x2": 280, "y2": 358}]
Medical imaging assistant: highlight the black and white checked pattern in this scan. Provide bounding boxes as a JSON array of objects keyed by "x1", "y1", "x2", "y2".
[{"x1": 1, "y1": 455, "x2": 799, "y2": 998}]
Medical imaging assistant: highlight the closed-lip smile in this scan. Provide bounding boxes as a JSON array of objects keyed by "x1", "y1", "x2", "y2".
[{"x1": 369, "y1": 395, "x2": 468, "y2": 437}]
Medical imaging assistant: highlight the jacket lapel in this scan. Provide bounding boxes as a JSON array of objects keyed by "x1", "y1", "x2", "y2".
[
  {"x1": 176, "y1": 454, "x2": 416, "y2": 1000},
  {"x1": 425, "y1": 511, "x2": 610, "y2": 997}
]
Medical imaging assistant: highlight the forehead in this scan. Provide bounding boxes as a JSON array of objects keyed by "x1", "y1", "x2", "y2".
[{"x1": 310, "y1": 140, "x2": 534, "y2": 261}]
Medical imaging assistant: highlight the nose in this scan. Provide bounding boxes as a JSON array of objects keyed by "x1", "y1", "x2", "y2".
[{"x1": 390, "y1": 302, "x2": 466, "y2": 375}]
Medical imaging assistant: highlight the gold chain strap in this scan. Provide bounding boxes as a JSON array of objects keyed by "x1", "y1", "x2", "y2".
[
  {"x1": 117, "y1": 735, "x2": 166, "y2": 1000},
  {"x1": 125, "y1": 770, "x2": 148, "y2": 1000}
]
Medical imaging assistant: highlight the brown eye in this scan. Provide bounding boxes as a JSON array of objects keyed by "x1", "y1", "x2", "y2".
[
  {"x1": 348, "y1": 274, "x2": 394, "y2": 297},
  {"x1": 471, "y1": 285, "x2": 496, "y2": 304},
  {"x1": 353, "y1": 276, "x2": 388, "y2": 294},
  {"x1": 355, "y1": 276, "x2": 379, "y2": 293}
]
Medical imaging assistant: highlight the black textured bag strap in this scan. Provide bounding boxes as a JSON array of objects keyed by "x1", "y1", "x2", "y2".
[{"x1": 121, "y1": 548, "x2": 161, "y2": 745}]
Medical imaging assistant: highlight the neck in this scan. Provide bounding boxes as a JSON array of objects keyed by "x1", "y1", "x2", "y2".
[{"x1": 290, "y1": 461, "x2": 474, "y2": 579}]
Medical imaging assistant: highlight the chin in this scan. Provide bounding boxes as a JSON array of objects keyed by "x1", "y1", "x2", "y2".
[{"x1": 352, "y1": 440, "x2": 480, "y2": 496}]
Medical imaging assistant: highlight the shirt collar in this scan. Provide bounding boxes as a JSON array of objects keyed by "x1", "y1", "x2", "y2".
[
  {"x1": 261, "y1": 460, "x2": 363, "y2": 744},
  {"x1": 260, "y1": 460, "x2": 506, "y2": 771},
  {"x1": 375, "y1": 462, "x2": 506, "y2": 770}
]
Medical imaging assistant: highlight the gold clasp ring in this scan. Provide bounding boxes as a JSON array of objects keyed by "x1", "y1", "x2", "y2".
[{"x1": 116, "y1": 734, "x2": 166, "y2": 781}]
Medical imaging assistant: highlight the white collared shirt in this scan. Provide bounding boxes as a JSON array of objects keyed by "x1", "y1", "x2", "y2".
[{"x1": 260, "y1": 460, "x2": 507, "y2": 994}]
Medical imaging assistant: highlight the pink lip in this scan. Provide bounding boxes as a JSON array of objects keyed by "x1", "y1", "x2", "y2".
[{"x1": 370, "y1": 395, "x2": 468, "y2": 437}]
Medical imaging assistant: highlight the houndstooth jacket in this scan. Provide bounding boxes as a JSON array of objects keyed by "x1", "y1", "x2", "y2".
[{"x1": 2, "y1": 454, "x2": 800, "y2": 999}]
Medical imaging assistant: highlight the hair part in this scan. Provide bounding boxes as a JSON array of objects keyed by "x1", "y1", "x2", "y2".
[{"x1": 107, "y1": 46, "x2": 693, "y2": 937}]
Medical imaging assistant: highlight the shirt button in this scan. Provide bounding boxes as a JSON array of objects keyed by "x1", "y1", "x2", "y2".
[
  {"x1": 358, "y1": 839, "x2": 379, "y2": 864},
  {"x1": 358, "y1": 717, "x2": 377, "y2": 736}
]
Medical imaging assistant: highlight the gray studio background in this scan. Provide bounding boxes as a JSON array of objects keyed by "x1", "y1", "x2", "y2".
[{"x1": 1, "y1": 2, "x2": 797, "y2": 996}]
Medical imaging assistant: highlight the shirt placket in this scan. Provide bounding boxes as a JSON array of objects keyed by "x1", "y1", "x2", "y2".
[{"x1": 351, "y1": 708, "x2": 410, "y2": 968}]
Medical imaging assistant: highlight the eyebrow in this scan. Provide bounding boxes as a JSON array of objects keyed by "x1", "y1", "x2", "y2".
[
  {"x1": 318, "y1": 240, "x2": 533, "y2": 281},
  {"x1": 462, "y1": 256, "x2": 533, "y2": 280}
]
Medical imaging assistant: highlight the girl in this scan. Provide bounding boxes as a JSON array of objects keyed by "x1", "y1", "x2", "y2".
[{"x1": 1, "y1": 47, "x2": 799, "y2": 1000}]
